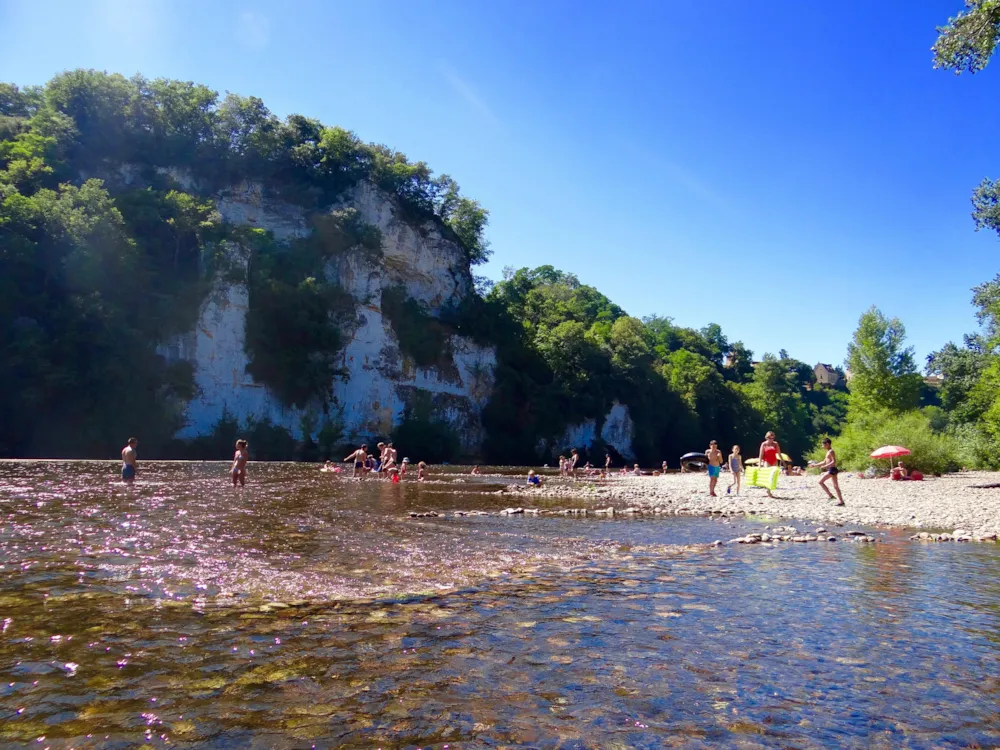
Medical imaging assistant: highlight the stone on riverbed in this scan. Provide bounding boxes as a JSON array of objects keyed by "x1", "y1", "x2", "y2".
[
  {"x1": 500, "y1": 507, "x2": 524, "y2": 515},
  {"x1": 407, "y1": 511, "x2": 439, "y2": 518}
]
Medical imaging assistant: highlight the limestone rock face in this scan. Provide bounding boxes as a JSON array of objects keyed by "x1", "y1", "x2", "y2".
[
  {"x1": 552, "y1": 401, "x2": 637, "y2": 461},
  {"x1": 161, "y1": 180, "x2": 496, "y2": 451}
]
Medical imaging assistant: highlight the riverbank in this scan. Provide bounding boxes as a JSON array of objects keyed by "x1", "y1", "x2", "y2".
[{"x1": 498, "y1": 470, "x2": 1000, "y2": 534}]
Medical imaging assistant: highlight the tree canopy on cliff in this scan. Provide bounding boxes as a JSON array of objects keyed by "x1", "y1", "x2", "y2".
[{"x1": 0, "y1": 70, "x2": 490, "y2": 457}]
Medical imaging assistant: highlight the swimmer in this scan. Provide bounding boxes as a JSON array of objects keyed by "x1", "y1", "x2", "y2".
[
  {"x1": 231, "y1": 439, "x2": 249, "y2": 486},
  {"x1": 121, "y1": 437, "x2": 138, "y2": 483}
]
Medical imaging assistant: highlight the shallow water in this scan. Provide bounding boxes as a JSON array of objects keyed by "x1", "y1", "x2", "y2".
[{"x1": 0, "y1": 461, "x2": 998, "y2": 748}]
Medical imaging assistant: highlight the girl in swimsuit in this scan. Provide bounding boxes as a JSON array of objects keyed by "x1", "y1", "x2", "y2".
[
  {"x1": 758, "y1": 431, "x2": 782, "y2": 498},
  {"x1": 727, "y1": 445, "x2": 743, "y2": 495},
  {"x1": 809, "y1": 438, "x2": 845, "y2": 505},
  {"x1": 231, "y1": 439, "x2": 249, "y2": 487}
]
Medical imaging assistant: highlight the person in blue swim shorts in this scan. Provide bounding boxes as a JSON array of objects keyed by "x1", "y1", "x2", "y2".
[
  {"x1": 706, "y1": 440, "x2": 722, "y2": 497},
  {"x1": 121, "y1": 437, "x2": 138, "y2": 483}
]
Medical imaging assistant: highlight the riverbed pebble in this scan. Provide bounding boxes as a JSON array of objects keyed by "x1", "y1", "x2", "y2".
[{"x1": 495, "y1": 470, "x2": 1000, "y2": 532}]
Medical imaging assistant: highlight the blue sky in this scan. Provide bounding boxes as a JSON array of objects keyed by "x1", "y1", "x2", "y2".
[{"x1": 2, "y1": 0, "x2": 998, "y2": 367}]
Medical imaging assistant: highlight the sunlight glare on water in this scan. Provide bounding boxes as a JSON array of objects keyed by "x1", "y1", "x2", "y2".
[{"x1": 0, "y1": 461, "x2": 998, "y2": 747}]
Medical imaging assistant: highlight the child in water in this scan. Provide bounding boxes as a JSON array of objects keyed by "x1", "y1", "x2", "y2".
[
  {"x1": 231, "y1": 439, "x2": 249, "y2": 486},
  {"x1": 417, "y1": 461, "x2": 428, "y2": 481},
  {"x1": 527, "y1": 469, "x2": 542, "y2": 486}
]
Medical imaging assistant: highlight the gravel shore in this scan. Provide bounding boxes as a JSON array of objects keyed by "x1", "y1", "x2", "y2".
[{"x1": 501, "y1": 470, "x2": 1000, "y2": 535}]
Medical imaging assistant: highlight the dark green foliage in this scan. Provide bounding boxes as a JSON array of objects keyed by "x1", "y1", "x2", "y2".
[
  {"x1": 381, "y1": 286, "x2": 454, "y2": 370},
  {"x1": 472, "y1": 266, "x2": 834, "y2": 465},
  {"x1": 391, "y1": 394, "x2": 461, "y2": 464}
]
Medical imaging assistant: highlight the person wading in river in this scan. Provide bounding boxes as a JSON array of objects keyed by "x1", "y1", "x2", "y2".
[
  {"x1": 810, "y1": 438, "x2": 845, "y2": 506},
  {"x1": 706, "y1": 440, "x2": 723, "y2": 497},
  {"x1": 231, "y1": 439, "x2": 250, "y2": 486},
  {"x1": 758, "y1": 431, "x2": 783, "y2": 498},
  {"x1": 344, "y1": 444, "x2": 368, "y2": 478},
  {"x1": 121, "y1": 437, "x2": 138, "y2": 483}
]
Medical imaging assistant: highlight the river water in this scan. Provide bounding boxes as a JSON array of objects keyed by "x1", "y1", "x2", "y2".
[{"x1": 0, "y1": 461, "x2": 997, "y2": 748}]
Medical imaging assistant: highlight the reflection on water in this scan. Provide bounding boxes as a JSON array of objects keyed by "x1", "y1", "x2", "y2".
[{"x1": 0, "y1": 461, "x2": 998, "y2": 747}]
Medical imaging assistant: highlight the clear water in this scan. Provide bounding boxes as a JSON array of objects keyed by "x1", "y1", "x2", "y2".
[{"x1": 0, "y1": 461, "x2": 997, "y2": 748}]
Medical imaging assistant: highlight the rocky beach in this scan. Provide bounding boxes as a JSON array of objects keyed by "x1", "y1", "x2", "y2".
[{"x1": 489, "y1": 470, "x2": 1000, "y2": 538}]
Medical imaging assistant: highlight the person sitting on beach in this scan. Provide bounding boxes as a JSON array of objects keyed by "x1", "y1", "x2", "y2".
[
  {"x1": 726, "y1": 445, "x2": 743, "y2": 495},
  {"x1": 389, "y1": 466, "x2": 401, "y2": 484},
  {"x1": 809, "y1": 438, "x2": 845, "y2": 506},
  {"x1": 706, "y1": 440, "x2": 723, "y2": 497},
  {"x1": 633, "y1": 463, "x2": 642, "y2": 476},
  {"x1": 231, "y1": 439, "x2": 249, "y2": 487},
  {"x1": 891, "y1": 463, "x2": 909, "y2": 480},
  {"x1": 344, "y1": 444, "x2": 368, "y2": 478},
  {"x1": 527, "y1": 469, "x2": 542, "y2": 486}
]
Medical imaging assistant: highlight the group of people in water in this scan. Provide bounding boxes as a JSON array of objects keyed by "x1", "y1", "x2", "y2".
[
  {"x1": 336, "y1": 442, "x2": 428, "y2": 482},
  {"x1": 702, "y1": 431, "x2": 845, "y2": 505},
  {"x1": 118, "y1": 428, "x2": 845, "y2": 506}
]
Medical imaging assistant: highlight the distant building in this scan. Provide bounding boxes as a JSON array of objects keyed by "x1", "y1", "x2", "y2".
[
  {"x1": 814, "y1": 363, "x2": 840, "y2": 387},
  {"x1": 924, "y1": 374, "x2": 944, "y2": 388}
]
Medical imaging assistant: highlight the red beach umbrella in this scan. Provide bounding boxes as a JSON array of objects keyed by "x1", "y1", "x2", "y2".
[
  {"x1": 869, "y1": 445, "x2": 910, "y2": 460},
  {"x1": 870, "y1": 445, "x2": 911, "y2": 471}
]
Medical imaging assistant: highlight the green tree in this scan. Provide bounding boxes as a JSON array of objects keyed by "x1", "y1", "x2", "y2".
[
  {"x1": 742, "y1": 354, "x2": 812, "y2": 460},
  {"x1": 933, "y1": 0, "x2": 1000, "y2": 74},
  {"x1": 724, "y1": 341, "x2": 755, "y2": 382},
  {"x1": 845, "y1": 307, "x2": 922, "y2": 416}
]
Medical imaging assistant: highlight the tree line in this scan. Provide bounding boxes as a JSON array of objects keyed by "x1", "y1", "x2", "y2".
[{"x1": 2, "y1": 2, "x2": 998, "y2": 470}]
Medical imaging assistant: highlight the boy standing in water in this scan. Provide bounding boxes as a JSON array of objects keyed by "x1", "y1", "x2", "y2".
[
  {"x1": 231, "y1": 439, "x2": 249, "y2": 486},
  {"x1": 121, "y1": 437, "x2": 138, "y2": 483},
  {"x1": 810, "y1": 438, "x2": 845, "y2": 506},
  {"x1": 727, "y1": 445, "x2": 743, "y2": 495},
  {"x1": 706, "y1": 440, "x2": 722, "y2": 497}
]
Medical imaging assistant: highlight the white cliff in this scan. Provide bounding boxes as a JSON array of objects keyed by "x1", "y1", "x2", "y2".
[
  {"x1": 552, "y1": 401, "x2": 636, "y2": 461},
  {"x1": 160, "y1": 179, "x2": 496, "y2": 451}
]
